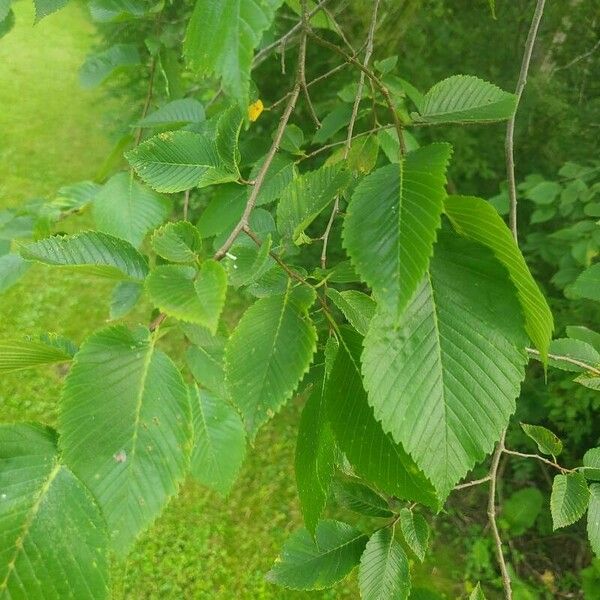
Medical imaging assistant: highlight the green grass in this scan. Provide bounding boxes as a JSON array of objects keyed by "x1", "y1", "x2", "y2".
[{"x1": 0, "y1": 5, "x2": 460, "y2": 598}]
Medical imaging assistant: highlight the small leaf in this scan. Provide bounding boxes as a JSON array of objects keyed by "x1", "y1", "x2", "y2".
[
  {"x1": 266, "y1": 520, "x2": 368, "y2": 590},
  {"x1": 520, "y1": 423, "x2": 563, "y2": 457},
  {"x1": 551, "y1": 473, "x2": 590, "y2": 530},
  {"x1": 501, "y1": 488, "x2": 543, "y2": 535},
  {"x1": 137, "y1": 98, "x2": 205, "y2": 127},
  {"x1": 470, "y1": 582, "x2": 487, "y2": 600},
  {"x1": 89, "y1": 0, "x2": 153, "y2": 23},
  {"x1": 343, "y1": 143, "x2": 452, "y2": 319},
  {"x1": 20, "y1": 231, "x2": 149, "y2": 281},
  {"x1": 33, "y1": 0, "x2": 69, "y2": 22},
  {"x1": 277, "y1": 164, "x2": 351, "y2": 244},
  {"x1": 0, "y1": 253, "x2": 30, "y2": 293},
  {"x1": 572, "y1": 264, "x2": 600, "y2": 302},
  {"x1": 226, "y1": 284, "x2": 317, "y2": 437},
  {"x1": 399, "y1": 508, "x2": 430, "y2": 562},
  {"x1": 79, "y1": 44, "x2": 140, "y2": 88},
  {"x1": 110, "y1": 281, "x2": 143, "y2": 319},
  {"x1": 588, "y1": 484, "x2": 600, "y2": 557},
  {"x1": 295, "y1": 368, "x2": 337, "y2": 535},
  {"x1": 189, "y1": 386, "x2": 246, "y2": 496},
  {"x1": 146, "y1": 261, "x2": 227, "y2": 334},
  {"x1": 334, "y1": 479, "x2": 393, "y2": 518},
  {"x1": 417, "y1": 75, "x2": 517, "y2": 124},
  {"x1": 326, "y1": 289, "x2": 375, "y2": 336},
  {"x1": 0, "y1": 423, "x2": 110, "y2": 598},
  {"x1": 358, "y1": 528, "x2": 410, "y2": 600},
  {"x1": 151, "y1": 221, "x2": 202, "y2": 263},
  {"x1": 0, "y1": 337, "x2": 74, "y2": 373},
  {"x1": 93, "y1": 172, "x2": 170, "y2": 247}
]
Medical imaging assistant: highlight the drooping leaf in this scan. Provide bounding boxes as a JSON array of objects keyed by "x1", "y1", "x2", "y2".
[
  {"x1": 126, "y1": 131, "x2": 239, "y2": 193},
  {"x1": 416, "y1": 75, "x2": 517, "y2": 124},
  {"x1": 110, "y1": 281, "x2": 143, "y2": 319},
  {"x1": 588, "y1": 484, "x2": 600, "y2": 557},
  {"x1": 0, "y1": 423, "x2": 109, "y2": 598},
  {"x1": 570, "y1": 263, "x2": 600, "y2": 302},
  {"x1": 334, "y1": 479, "x2": 393, "y2": 518},
  {"x1": 189, "y1": 386, "x2": 246, "y2": 496},
  {"x1": 20, "y1": 231, "x2": 149, "y2": 281},
  {"x1": 326, "y1": 289, "x2": 375, "y2": 336},
  {"x1": 358, "y1": 528, "x2": 411, "y2": 600},
  {"x1": 93, "y1": 172, "x2": 170, "y2": 247},
  {"x1": 59, "y1": 325, "x2": 192, "y2": 554},
  {"x1": 184, "y1": 0, "x2": 284, "y2": 106},
  {"x1": 295, "y1": 368, "x2": 337, "y2": 535},
  {"x1": 0, "y1": 253, "x2": 30, "y2": 293},
  {"x1": 137, "y1": 98, "x2": 205, "y2": 127},
  {"x1": 33, "y1": 0, "x2": 69, "y2": 22},
  {"x1": 343, "y1": 143, "x2": 452, "y2": 319},
  {"x1": 501, "y1": 487, "x2": 543, "y2": 535},
  {"x1": 151, "y1": 221, "x2": 202, "y2": 263},
  {"x1": 362, "y1": 233, "x2": 528, "y2": 498},
  {"x1": 215, "y1": 104, "x2": 244, "y2": 177},
  {"x1": 277, "y1": 165, "x2": 351, "y2": 244},
  {"x1": 146, "y1": 261, "x2": 227, "y2": 334},
  {"x1": 326, "y1": 328, "x2": 439, "y2": 510},
  {"x1": 520, "y1": 423, "x2": 563, "y2": 457},
  {"x1": 445, "y1": 195, "x2": 553, "y2": 361},
  {"x1": 551, "y1": 473, "x2": 590, "y2": 530},
  {"x1": 225, "y1": 284, "x2": 317, "y2": 437},
  {"x1": 266, "y1": 520, "x2": 368, "y2": 590},
  {"x1": 0, "y1": 337, "x2": 74, "y2": 373},
  {"x1": 399, "y1": 508, "x2": 430, "y2": 562},
  {"x1": 79, "y1": 44, "x2": 140, "y2": 88}
]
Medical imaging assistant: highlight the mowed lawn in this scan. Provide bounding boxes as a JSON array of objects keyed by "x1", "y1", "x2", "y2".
[{"x1": 0, "y1": 4, "x2": 456, "y2": 599}]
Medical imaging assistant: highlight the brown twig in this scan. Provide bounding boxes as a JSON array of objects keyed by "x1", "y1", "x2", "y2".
[
  {"x1": 299, "y1": 0, "x2": 321, "y2": 128},
  {"x1": 454, "y1": 475, "x2": 492, "y2": 490},
  {"x1": 503, "y1": 449, "x2": 575, "y2": 474},
  {"x1": 527, "y1": 347, "x2": 600, "y2": 376}
]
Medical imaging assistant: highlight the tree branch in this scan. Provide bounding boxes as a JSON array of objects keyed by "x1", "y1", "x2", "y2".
[
  {"x1": 300, "y1": 0, "x2": 321, "y2": 128},
  {"x1": 506, "y1": 0, "x2": 547, "y2": 242},
  {"x1": 527, "y1": 347, "x2": 600, "y2": 376},
  {"x1": 503, "y1": 449, "x2": 575, "y2": 474},
  {"x1": 454, "y1": 475, "x2": 492, "y2": 490}
]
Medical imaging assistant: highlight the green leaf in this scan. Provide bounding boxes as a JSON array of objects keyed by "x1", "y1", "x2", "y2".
[
  {"x1": 583, "y1": 448, "x2": 600, "y2": 482},
  {"x1": 362, "y1": 233, "x2": 528, "y2": 498},
  {"x1": 284, "y1": 0, "x2": 333, "y2": 30},
  {"x1": 33, "y1": 0, "x2": 69, "y2": 22},
  {"x1": 0, "y1": 8, "x2": 14, "y2": 39},
  {"x1": 0, "y1": 253, "x2": 30, "y2": 293},
  {"x1": 184, "y1": 0, "x2": 284, "y2": 106},
  {"x1": 278, "y1": 124, "x2": 305, "y2": 154},
  {"x1": 225, "y1": 284, "x2": 317, "y2": 437},
  {"x1": 326, "y1": 289, "x2": 375, "y2": 336},
  {"x1": 525, "y1": 180, "x2": 561, "y2": 205},
  {"x1": 89, "y1": 0, "x2": 153, "y2": 23},
  {"x1": 470, "y1": 582, "x2": 487, "y2": 600},
  {"x1": 334, "y1": 479, "x2": 393, "y2": 518},
  {"x1": 445, "y1": 195, "x2": 553, "y2": 362},
  {"x1": 126, "y1": 130, "x2": 241, "y2": 193},
  {"x1": 54, "y1": 180, "x2": 101, "y2": 210},
  {"x1": 566, "y1": 325, "x2": 600, "y2": 353},
  {"x1": 146, "y1": 261, "x2": 227, "y2": 334},
  {"x1": 501, "y1": 487, "x2": 543, "y2": 535},
  {"x1": 0, "y1": 423, "x2": 109, "y2": 598},
  {"x1": 216, "y1": 104, "x2": 244, "y2": 177},
  {"x1": 328, "y1": 134, "x2": 379, "y2": 175},
  {"x1": 295, "y1": 368, "x2": 337, "y2": 535},
  {"x1": 277, "y1": 165, "x2": 351, "y2": 244},
  {"x1": 588, "y1": 484, "x2": 600, "y2": 557},
  {"x1": 548, "y1": 338, "x2": 600, "y2": 372},
  {"x1": 551, "y1": 473, "x2": 590, "y2": 530},
  {"x1": 358, "y1": 528, "x2": 410, "y2": 600},
  {"x1": 0, "y1": 0, "x2": 11, "y2": 22},
  {"x1": 20, "y1": 231, "x2": 149, "y2": 281},
  {"x1": 93, "y1": 172, "x2": 170, "y2": 247},
  {"x1": 399, "y1": 508, "x2": 430, "y2": 562},
  {"x1": 137, "y1": 98, "x2": 205, "y2": 127},
  {"x1": 151, "y1": 221, "x2": 202, "y2": 263},
  {"x1": 266, "y1": 520, "x2": 368, "y2": 590},
  {"x1": 572, "y1": 264, "x2": 600, "y2": 302},
  {"x1": 520, "y1": 423, "x2": 563, "y2": 457},
  {"x1": 252, "y1": 154, "x2": 297, "y2": 207},
  {"x1": 189, "y1": 386, "x2": 246, "y2": 496},
  {"x1": 79, "y1": 44, "x2": 140, "y2": 88},
  {"x1": 0, "y1": 337, "x2": 73, "y2": 373},
  {"x1": 326, "y1": 328, "x2": 439, "y2": 510},
  {"x1": 313, "y1": 105, "x2": 353, "y2": 144},
  {"x1": 59, "y1": 325, "x2": 192, "y2": 554},
  {"x1": 417, "y1": 75, "x2": 517, "y2": 124},
  {"x1": 110, "y1": 281, "x2": 143, "y2": 319},
  {"x1": 343, "y1": 144, "x2": 452, "y2": 319},
  {"x1": 186, "y1": 339, "x2": 228, "y2": 398}
]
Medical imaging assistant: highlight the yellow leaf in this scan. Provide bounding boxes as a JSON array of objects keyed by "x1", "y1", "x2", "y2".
[{"x1": 248, "y1": 99, "x2": 264, "y2": 122}]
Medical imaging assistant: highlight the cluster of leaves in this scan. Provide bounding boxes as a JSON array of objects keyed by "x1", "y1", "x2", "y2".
[{"x1": 1, "y1": 1, "x2": 599, "y2": 599}]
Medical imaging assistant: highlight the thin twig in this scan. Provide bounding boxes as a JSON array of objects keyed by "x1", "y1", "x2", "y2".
[
  {"x1": 299, "y1": 0, "x2": 321, "y2": 128},
  {"x1": 506, "y1": 0, "x2": 547, "y2": 242},
  {"x1": 527, "y1": 347, "x2": 600, "y2": 376},
  {"x1": 320, "y1": 0, "x2": 380, "y2": 270},
  {"x1": 183, "y1": 189, "x2": 190, "y2": 221},
  {"x1": 552, "y1": 39, "x2": 600, "y2": 73},
  {"x1": 454, "y1": 475, "x2": 492, "y2": 490},
  {"x1": 134, "y1": 56, "x2": 158, "y2": 146},
  {"x1": 503, "y1": 449, "x2": 575, "y2": 473},
  {"x1": 488, "y1": 431, "x2": 513, "y2": 599}
]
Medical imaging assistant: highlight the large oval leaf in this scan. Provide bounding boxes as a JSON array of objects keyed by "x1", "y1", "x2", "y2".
[
  {"x1": 0, "y1": 423, "x2": 109, "y2": 599},
  {"x1": 59, "y1": 325, "x2": 192, "y2": 555}
]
